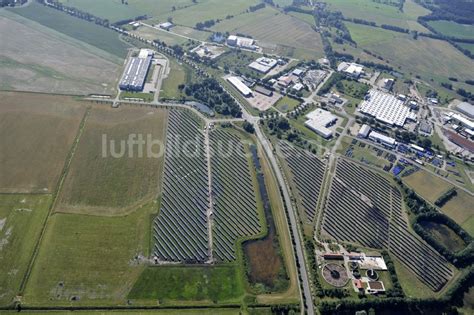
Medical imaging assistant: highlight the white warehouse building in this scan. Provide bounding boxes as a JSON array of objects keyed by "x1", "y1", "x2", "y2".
[
  {"x1": 369, "y1": 131, "x2": 397, "y2": 148},
  {"x1": 359, "y1": 89, "x2": 417, "y2": 127},
  {"x1": 227, "y1": 76, "x2": 253, "y2": 97},
  {"x1": 304, "y1": 108, "x2": 338, "y2": 139}
]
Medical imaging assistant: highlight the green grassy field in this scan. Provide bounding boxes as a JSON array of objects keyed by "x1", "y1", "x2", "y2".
[
  {"x1": 427, "y1": 20, "x2": 474, "y2": 40},
  {"x1": 0, "y1": 92, "x2": 86, "y2": 193},
  {"x1": 9, "y1": 2, "x2": 129, "y2": 58},
  {"x1": 57, "y1": 106, "x2": 167, "y2": 215},
  {"x1": 0, "y1": 309, "x2": 242, "y2": 315},
  {"x1": 274, "y1": 96, "x2": 300, "y2": 113},
  {"x1": 120, "y1": 91, "x2": 154, "y2": 102},
  {"x1": 323, "y1": 0, "x2": 430, "y2": 32},
  {"x1": 132, "y1": 26, "x2": 187, "y2": 46},
  {"x1": 23, "y1": 201, "x2": 156, "y2": 306},
  {"x1": 128, "y1": 265, "x2": 245, "y2": 304},
  {"x1": 152, "y1": 0, "x2": 259, "y2": 28},
  {"x1": 160, "y1": 59, "x2": 192, "y2": 100},
  {"x1": 403, "y1": 170, "x2": 453, "y2": 204},
  {"x1": 419, "y1": 221, "x2": 467, "y2": 252},
  {"x1": 58, "y1": 0, "x2": 145, "y2": 22},
  {"x1": 458, "y1": 43, "x2": 474, "y2": 54},
  {"x1": 287, "y1": 11, "x2": 315, "y2": 26},
  {"x1": 0, "y1": 194, "x2": 52, "y2": 307}
]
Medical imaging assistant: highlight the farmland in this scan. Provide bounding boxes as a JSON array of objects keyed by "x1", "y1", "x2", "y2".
[
  {"x1": 427, "y1": 20, "x2": 474, "y2": 40},
  {"x1": 128, "y1": 265, "x2": 244, "y2": 303},
  {"x1": 403, "y1": 170, "x2": 453, "y2": 204},
  {"x1": 23, "y1": 201, "x2": 156, "y2": 306},
  {"x1": 153, "y1": 109, "x2": 209, "y2": 263},
  {"x1": 8, "y1": 1, "x2": 129, "y2": 58},
  {"x1": 0, "y1": 92, "x2": 86, "y2": 193},
  {"x1": 0, "y1": 194, "x2": 52, "y2": 306},
  {"x1": 344, "y1": 22, "x2": 474, "y2": 83},
  {"x1": 321, "y1": 159, "x2": 453, "y2": 291},
  {"x1": 0, "y1": 11, "x2": 122, "y2": 95},
  {"x1": 211, "y1": 6, "x2": 325, "y2": 59},
  {"x1": 57, "y1": 106, "x2": 168, "y2": 215},
  {"x1": 323, "y1": 0, "x2": 430, "y2": 32},
  {"x1": 210, "y1": 129, "x2": 263, "y2": 261},
  {"x1": 440, "y1": 190, "x2": 474, "y2": 235},
  {"x1": 278, "y1": 141, "x2": 326, "y2": 223}
]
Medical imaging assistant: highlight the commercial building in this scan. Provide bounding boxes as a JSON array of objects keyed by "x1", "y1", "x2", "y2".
[
  {"x1": 368, "y1": 131, "x2": 397, "y2": 148},
  {"x1": 277, "y1": 76, "x2": 293, "y2": 87},
  {"x1": 119, "y1": 49, "x2": 153, "y2": 91},
  {"x1": 292, "y1": 68, "x2": 305, "y2": 77},
  {"x1": 358, "y1": 89, "x2": 417, "y2": 127},
  {"x1": 226, "y1": 35, "x2": 257, "y2": 50},
  {"x1": 292, "y1": 83, "x2": 304, "y2": 91},
  {"x1": 457, "y1": 102, "x2": 474, "y2": 119},
  {"x1": 304, "y1": 108, "x2": 338, "y2": 139},
  {"x1": 227, "y1": 76, "x2": 253, "y2": 97},
  {"x1": 248, "y1": 57, "x2": 277, "y2": 73},
  {"x1": 358, "y1": 124, "x2": 371, "y2": 138},
  {"x1": 337, "y1": 62, "x2": 364, "y2": 78}
]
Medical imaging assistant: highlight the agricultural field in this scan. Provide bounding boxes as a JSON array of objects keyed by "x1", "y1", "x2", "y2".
[
  {"x1": 57, "y1": 106, "x2": 168, "y2": 215},
  {"x1": 211, "y1": 6, "x2": 325, "y2": 59},
  {"x1": 321, "y1": 159, "x2": 453, "y2": 291},
  {"x1": 440, "y1": 190, "x2": 474, "y2": 236},
  {"x1": 152, "y1": 0, "x2": 260, "y2": 28},
  {"x1": 153, "y1": 109, "x2": 209, "y2": 263},
  {"x1": 323, "y1": 0, "x2": 430, "y2": 32},
  {"x1": 8, "y1": 1, "x2": 129, "y2": 58},
  {"x1": 427, "y1": 20, "x2": 474, "y2": 40},
  {"x1": 0, "y1": 92, "x2": 86, "y2": 193},
  {"x1": 458, "y1": 43, "x2": 474, "y2": 54},
  {"x1": 0, "y1": 194, "x2": 52, "y2": 307},
  {"x1": 23, "y1": 201, "x2": 156, "y2": 306},
  {"x1": 210, "y1": 129, "x2": 263, "y2": 261},
  {"x1": 58, "y1": 0, "x2": 146, "y2": 22},
  {"x1": 130, "y1": 26, "x2": 187, "y2": 47},
  {"x1": 0, "y1": 11, "x2": 122, "y2": 95},
  {"x1": 403, "y1": 170, "x2": 453, "y2": 204},
  {"x1": 278, "y1": 141, "x2": 326, "y2": 223},
  {"x1": 345, "y1": 22, "x2": 474, "y2": 85},
  {"x1": 128, "y1": 265, "x2": 244, "y2": 304}
]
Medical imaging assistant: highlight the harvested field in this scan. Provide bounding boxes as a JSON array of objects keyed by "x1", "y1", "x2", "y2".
[
  {"x1": 23, "y1": 202, "x2": 155, "y2": 306},
  {"x1": 0, "y1": 92, "x2": 86, "y2": 193},
  {"x1": 403, "y1": 170, "x2": 453, "y2": 204},
  {"x1": 57, "y1": 106, "x2": 168, "y2": 215},
  {"x1": 321, "y1": 159, "x2": 453, "y2": 291},
  {"x1": 0, "y1": 194, "x2": 52, "y2": 306},
  {"x1": 0, "y1": 11, "x2": 122, "y2": 95},
  {"x1": 8, "y1": 2, "x2": 129, "y2": 58}
]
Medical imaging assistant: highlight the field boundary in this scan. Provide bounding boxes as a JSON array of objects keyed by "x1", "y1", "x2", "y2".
[{"x1": 18, "y1": 106, "x2": 91, "y2": 297}]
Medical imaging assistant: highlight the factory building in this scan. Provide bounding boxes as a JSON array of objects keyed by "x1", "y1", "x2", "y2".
[
  {"x1": 226, "y1": 35, "x2": 258, "y2": 50},
  {"x1": 248, "y1": 57, "x2": 277, "y2": 73},
  {"x1": 368, "y1": 131, "x2": 397, "y2": 148},
  {"x1": 304, "y1": 108, "x2": 337, "y2": 139},
  {"x1": 227, "y1": 76, "x2": 253, "y2": 97},
  {"x1": 456, "y1": 102, "x2": 474, "y2": 119},
  {"x1": 358, "y1": 89, "x2": 417, "y2": 127},
  {"x1": 358, "y1": 124, "x2": 371, "y2": 138},
  {"x1": 337, "y1": 62, "x2": 364, "y2": 78},
  {"x1": 119, "y1": 49, "x2": 153, "y2": 91}
]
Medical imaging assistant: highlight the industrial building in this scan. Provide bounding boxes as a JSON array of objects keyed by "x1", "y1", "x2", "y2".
[
  {"x1": 159, "y1": 22, "x2": 174, "y2": 30},
  {"x1": 119, "y1": 49, "x2": 153, "y2": 91},
  {"x1": 359, "y1": 89, "x2": 417, "y2": 127},
  {"x1": 304, "y1": 108, "x2": 338, "y2": 139},
  {"x1": 368, "y1": 131, "x2": 397, "y2": 148},
  {"x1": 248, "y1": 57, "x2": 277, "y2": 73},
  {"x1": 456, "y1": 102, "x2": 474, "y2": 119},
  {"x1": 227, "y1": 76, "x2": 253, "y2": 97},
  {"x1": 449, "y1": 112, "x2": 474, "y2": 131},
  {"x1": 255, "y1": 85, "x2": 273, "y2": 97},
  {"x1": 358, "y1": 124, "x2": 371, "y2": 138},
  {"x1": 337, "y1": 62, "x2": 364, "y2": 78},
  {"x1": 226, "y1": 35, "x2": 258, "y2": 50}
]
